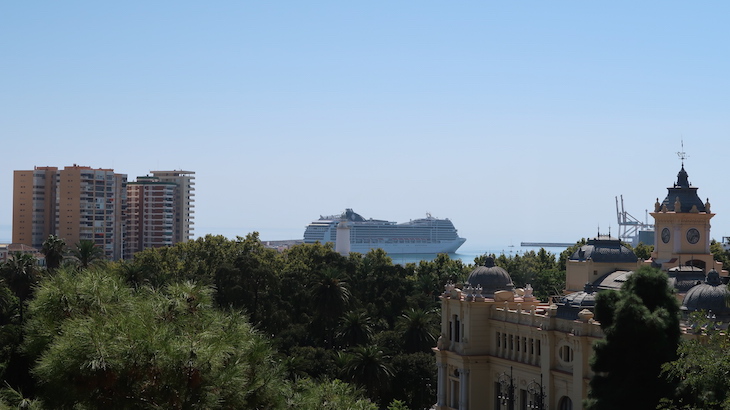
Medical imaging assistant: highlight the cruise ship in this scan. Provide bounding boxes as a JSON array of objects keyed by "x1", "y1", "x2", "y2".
[{"x1": 303, "y1": 209, "x2": 466, "y2": 254}]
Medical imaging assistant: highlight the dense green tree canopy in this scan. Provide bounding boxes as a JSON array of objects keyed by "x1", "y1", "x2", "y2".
[
  {"x1": 586, "y1": 266, "x2": 680, "y2": 410},
  {"x1": 25, "y1": 267, "x2": 284, "y2": 409}
]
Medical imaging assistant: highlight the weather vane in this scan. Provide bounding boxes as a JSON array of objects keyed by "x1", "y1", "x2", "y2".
[{"x1": 676, "y1": 139, "x2": 689, "y2": 166}]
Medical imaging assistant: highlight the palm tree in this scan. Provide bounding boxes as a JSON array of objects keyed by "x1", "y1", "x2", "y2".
[
  {"x1": 343, "y1": 345, "x2": 394, "y2": 402},
  {"x1": 0, "y1": 252, "x2": 39, "y2": 322},
  {"x1": 337, "y1": 311, "x2": 374, "y2": 347},
  {"x1": 70, "y1": 240, "x2": 105, "y2": 269},
  {"x1": 397, "y1": 308, "x2": 438, "y2": 353},
  {"x1": 41, "y1": 234, "x2": 66, "y2": 271},
  {"x1": 310, "y1": 268, "x2": 350, "y2": 347}
]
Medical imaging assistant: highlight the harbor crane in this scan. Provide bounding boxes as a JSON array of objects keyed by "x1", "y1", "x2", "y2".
[{"x1": 615, "y1": 195, "x2": 654, "y2": 244}]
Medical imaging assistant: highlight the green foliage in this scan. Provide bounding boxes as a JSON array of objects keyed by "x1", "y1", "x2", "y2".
[
  {"x1": 69, "y1": 240, "x2": 105, "y2": 269},
  {"x1": 387, "y1": 352, "x2": 436, "y2": 410},
  {"x1": 658, "y1": 311, "x2": 730, "y2": 409},
  {"x1": 25, "y1": 267, "x2": 285, "y2": 409},
  {"x1": 387, "y1": 399, "x2": 410, "y2": 410},
  {"x1": 0, "y1": 384, "x2": 43, "y2": 409},
  {"x1": 586, "y1": 266, "x2": 680, "y2": 410},
  {"x1": 17, "y1": 235, "x2": 447, "y2": 408},
  {"x1": 284, "y1": 378, "x2": 376, "y2": 410},
  {"x1": 558, "y1": 239, "x2": 587, "y2": 271},
  {"x1": 41, "y1": 235, "x2": 66, "y2": 272},
  {"x1": 0, "y1": 252, "x2": 40, "y2": 323},
  {"x1": 479, "y1": 249, "x2": 564, "y2": 302},
  {"x1": 0, "y1": 283, "x2": 20, "y2": 382},
  {"x1": 396, "y1": 308, "x2": 438, "y2": 353},
  {"x1": 633, "y1": 242, "x2": 654, "y2": 260},
  {"x1": 337, "y1": 310, "x2": 375, "y2": 348},
  {"x1": 711, "y1": 239, "x2": 730, "y2": 269},
  {"x1": 342, "y1": 345, "x2": 394, "y2": 402}
]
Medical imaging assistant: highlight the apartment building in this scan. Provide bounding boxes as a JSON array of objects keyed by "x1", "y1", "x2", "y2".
[
  {"x1": 149, "y1": 170, "x2": 195, "y2": 243},
  {"x1": 12, "y1": 165, "x2": 127, "y2": 260},
  {"x1": 13, "y1": 166, "x2": 195, "y2": 260},
  {"x1": 124, "y1": 176, "x2": 177, "y2": 258}
]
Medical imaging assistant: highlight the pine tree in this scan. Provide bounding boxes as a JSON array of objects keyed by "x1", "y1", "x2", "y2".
[{"x1": 585, "y1": 265, "x2": 680, "y2": 409}]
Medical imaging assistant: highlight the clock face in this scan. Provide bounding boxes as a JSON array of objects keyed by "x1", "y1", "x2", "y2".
[
  {"x1": 687, "y1": 228, "x2": 700, "y2": 244},
  {"x1": 661, "y1": 228, "x2": 670, "y2": 244}
]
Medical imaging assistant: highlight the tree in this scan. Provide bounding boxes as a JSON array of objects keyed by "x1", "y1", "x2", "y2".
[
  {"x1": 0, "y1": 252, "x2": 39, "y2": 323},
  {"x1": 24, "y1": 267, "x2": 286, "y2": 409},
  {"x1": 711, "y1": 239, "x2": 730, "y2": 269},
  {"x1": 342, "y1": 345, "x2": 394, "y2": 403},
  {"x1": 337, "y1": 311, "x2": 374, "y2": 348},
  {"x1": 659, "y1": 312, "x2": 730, "y2": 409},
  {"x1": 310, "y1": 267, "x2": 351, "y2": 347},
  {"x1": 585, "y1": 266, "x2": 680, "y2": 410},
  {"x1": 633, "y1": 242, "x2": 654, "y2": 260},
  {"x1": 559, "y1": 239, "x2": 587, "y2": 271},
  {"x1": 397, "y1": 308, "x2": 438, "y2": 353},
  {"x1": 284, "y1": 378, "x2": 376, "y2": 410},
  {"x1": 387, "y1": 352, "x2": 437, "y2": 410},
  {"x1": 41, "y1": 235, "x2": 66, "y2": 272},
  {"x1": 69, "y1": 240, "x2": 105, "y2": 269}
]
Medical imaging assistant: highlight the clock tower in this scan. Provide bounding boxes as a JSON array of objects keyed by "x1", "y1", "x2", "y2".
[{"x1": 650, "y1": 165, "x2": 721, "y2": 273}]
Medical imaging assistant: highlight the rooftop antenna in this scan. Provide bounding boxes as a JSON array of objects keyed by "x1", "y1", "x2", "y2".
[{"x1": 677, "y1": 139, "x2": 689, "y2": 167}]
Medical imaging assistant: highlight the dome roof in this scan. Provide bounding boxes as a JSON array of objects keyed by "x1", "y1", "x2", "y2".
[
  {"x1": 467, "y1": 257, "x2": 514, "y2": 297},
  {"x1": 682, "y1": 270, "x2": 730, "y2": 316},
  {"x1": 569, "y1": 236, "x2": 638, "y2": 263},
  {"x1": 660, "y1": 166, "x2": 706, "y2": 213}
]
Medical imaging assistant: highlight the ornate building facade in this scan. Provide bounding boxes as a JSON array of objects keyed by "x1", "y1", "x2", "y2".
[{"x1": 434, "y1": 164, "x2": 727, "y2": 410}]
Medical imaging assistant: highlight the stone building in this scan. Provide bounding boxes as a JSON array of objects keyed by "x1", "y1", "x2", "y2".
[{"x1": 434, "y1": 164, "x2": 727, "y2": 410}]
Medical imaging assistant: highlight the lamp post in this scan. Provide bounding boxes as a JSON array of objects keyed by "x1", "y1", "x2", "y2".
[
  {"x1": 526, "y1": 374, "x2": 546, "y2": 410},
  {"x1": 498, "y1": 367, "x2": 515, "y2": 410}
]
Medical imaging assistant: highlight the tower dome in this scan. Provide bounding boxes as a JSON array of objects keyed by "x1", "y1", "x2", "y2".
[
  {"x1": 660, "y1": 166, "x2": 706, "y2": 213},
  {"x1": 569, "y1": 235, "x2": 638, "y2": 263},
  {"x1": 466, "y1": 257, "x2": 514, "y2": 298}
]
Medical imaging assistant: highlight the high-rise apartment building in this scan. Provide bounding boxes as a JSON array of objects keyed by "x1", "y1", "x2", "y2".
[
  {"x1": 13, "y1": 165, "x2": 127, "y2": 260},
  {"x1": 13, "y1": 166, "x2": 194, "y2": 260},
  {"x1": 13, "y1": 166, "x2": 58, "y2": 248},
  {"x1": 124, "y1": 176, "x2": 177, "y2": 258},
  {"x1": 149, "y1": 171, "x2": 195, "y2": 243}
]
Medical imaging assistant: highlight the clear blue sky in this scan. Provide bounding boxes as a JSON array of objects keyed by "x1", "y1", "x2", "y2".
[{"x1": 2, "y1": 2, "x2": 729, "y2": 251}]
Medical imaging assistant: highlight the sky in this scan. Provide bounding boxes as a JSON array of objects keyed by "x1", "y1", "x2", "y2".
[{"x1": 2, "y1": 2, "x2": 730, "y2": 252}]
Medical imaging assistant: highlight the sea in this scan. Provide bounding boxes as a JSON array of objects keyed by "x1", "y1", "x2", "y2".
[{"x1": 387, "y1": 244, "x2": 570, "y2": 266}]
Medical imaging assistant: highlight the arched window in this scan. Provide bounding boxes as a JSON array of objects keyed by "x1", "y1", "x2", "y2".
[{"x1": 558, "y1": 396, "x2": 573, "y2": 410}]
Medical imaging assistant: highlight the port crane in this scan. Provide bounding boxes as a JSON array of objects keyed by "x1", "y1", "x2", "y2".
[{"x1": 615, "y1": 195, "x2": 654, "y2": 244}]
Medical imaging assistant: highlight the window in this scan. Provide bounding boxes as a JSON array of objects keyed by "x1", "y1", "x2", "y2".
[
  {"x1": 559, "y1": 344, "x2": 574, "y2": 363},
  {"x1": 558, "y1": 396, "x2": 572, "y2": 410}
]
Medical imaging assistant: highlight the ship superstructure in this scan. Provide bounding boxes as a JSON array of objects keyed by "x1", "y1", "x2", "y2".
[{"x1": 303, "y1": 209, "x2": 466, "y2": 254}]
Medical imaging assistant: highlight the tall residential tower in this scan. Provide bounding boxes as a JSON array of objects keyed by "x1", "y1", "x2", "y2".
[
  {"x1": 149, "y1": 170, "x2": 195, "y2": 243},
  {"x1": 13, "y1": 165, "x2": 127, "y2": 260}
]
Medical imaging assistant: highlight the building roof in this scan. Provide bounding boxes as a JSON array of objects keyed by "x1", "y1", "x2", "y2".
[
  {"x1": 466, "y1": 257, "x2": 514, "y2": 297},
  {"x1": 593, "y1": 270, "x2": 634, "y2": 290},
  {"x1": 569, "y1": 236, "x2": 638, "y2": 263},
  {"x1": 667, "y1": 265, "x2": 707, "y2": 293},
  {"x1": 681, "y1": 270, "x2": 730, "y2": 316},
  {"x1": 660, "y1": 166, "x2": 707, "y2": 213},
  {"x1": 556, "y1": 283, "x2": 598, "y2": 320}
]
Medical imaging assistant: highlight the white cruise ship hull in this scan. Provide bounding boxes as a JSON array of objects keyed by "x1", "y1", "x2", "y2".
[{"x1": 348, "y1": 238, "x2": 467, "y2": 254}]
